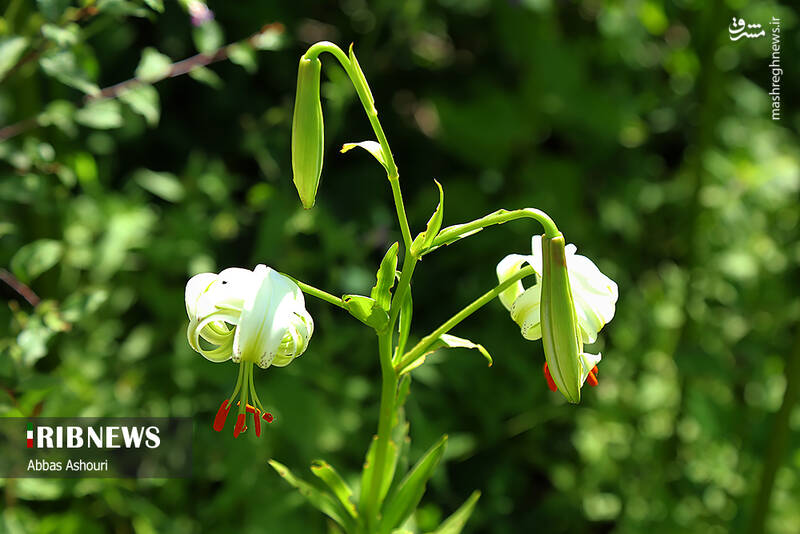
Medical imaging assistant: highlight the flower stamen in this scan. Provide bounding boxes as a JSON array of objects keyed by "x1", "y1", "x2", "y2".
[{"x1": 543, "y1": 363, "x2": 558, "y2": 392}]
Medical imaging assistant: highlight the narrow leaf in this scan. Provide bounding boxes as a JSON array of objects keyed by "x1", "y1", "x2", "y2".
[
  {"x1": 395, "y1": 289, "x2": 413, "y2": 360},
  {"x1": 402, "y1": 334, "x2": 493, "y2": 374},
  {"x1": 428, "y1": 491, "x2": 481, "y2": 534},
  {"x1": 340, "y1": 141, "x2": 388, "y2": 172},
  {"x1": 379, "y1": 435, "x2": 448, "y2": 534},
  {"x1": 411, "y1": 180, "x2": 445, "y2": 257},
  {"x1": 269, "y1": 460, "x2": 356, "y2": 531},
  {"x1": 358, "y1": 436, "x2": 378, "y2": 512},
  {"x1": 310, "y1": 460, "x2": 357, "y2": 518},
  {"x1": 371, "y1": 242, "x2": 399, "y2": 311}
]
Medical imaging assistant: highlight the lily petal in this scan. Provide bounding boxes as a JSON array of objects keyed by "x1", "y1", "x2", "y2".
[
  {"x1": 510, "y1": 284, "x2": 542, "y2": 340},
  {"x1": 233, "y1": 266, "x2": 298, "y2": 369},
  {"x1": 579, "y1": 352, "x2": 602, "y2": 386}
]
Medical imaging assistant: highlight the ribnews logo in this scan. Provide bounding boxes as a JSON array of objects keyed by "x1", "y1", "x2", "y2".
[
  {"x1": 24, "y1": 421, "x2": 161, "y2": 449},
  {"x1": 1, "y1": 418, "x2": 192, "y2": 478}
]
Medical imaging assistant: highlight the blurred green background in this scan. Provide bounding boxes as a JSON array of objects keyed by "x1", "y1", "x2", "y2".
[{"x1": 1, "y1": 0, "x2": 798, "y2": 533}]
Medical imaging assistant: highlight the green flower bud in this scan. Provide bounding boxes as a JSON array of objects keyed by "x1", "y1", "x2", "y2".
[
  {"x1": 540, "y1": 233, "x2": 583, "y2": 403},
  {"x1": 291, "y1": 56, "x2": 324, "y2": 209}
]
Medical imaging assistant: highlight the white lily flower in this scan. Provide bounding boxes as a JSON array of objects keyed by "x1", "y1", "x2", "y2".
[
  {"x1": 496, "y1": 235, "x2": 618, "y2": 400},
  {"x1": 185, "y1": 265, "x2": 314, "y2": 437}
]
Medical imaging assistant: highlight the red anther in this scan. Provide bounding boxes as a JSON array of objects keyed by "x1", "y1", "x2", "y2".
[
  {"x1": 543, "y1": 363, "x2": 558, "y2": 392},
  {"x1": 254, "y1": 410, "x2": 262, "y2": 437},
  {"x1": 213, "y1": 400, "x2": 231, "y2": 432},
  {"x1": 233, "y1": 413, "x2": 246, "y2": 438},
  {"x1": 587, "y1": 371, "x2": 599, "y2": 387},
  {"x1": 592, "y1": 366, "x2": 599, "y2": 375},
  {"x1": 263, "y1": 412, "x2": 274, "y2": 423}
]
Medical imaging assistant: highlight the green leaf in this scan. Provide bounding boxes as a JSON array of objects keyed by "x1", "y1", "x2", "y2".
[
  {"x1": 37, "y1": 0, "x2": 70, "y2": 21},
  {"x1": 310, "y1": 460, "x2": 357, "y2": 518},
  {"x1": 192, "y1": 20, "x2": 223, "y2": 55},
  {"x1": 74, "y1": 99, "x2": 123, "y2": 129},
  {"x1": 348, "y1": 44, "x2": 376, "y2": 113},
  {"x1": 358, "y1": 436, "x2": 399, "y2": 513},
  {"x1": 40, "y1": 50, "x2": 99, "y2": 95},
  {"x1": 340, "y1": 141, "x2": 388, "y2": 172},
  {"x1": 143, "y1": 0, "x2": 164, "y2": 12},
  {"x1": 119, "y1": 84, "x2": 160, "y2": 126},
  {"x1": 371, "y1": 242, "x2": 399, "y2": 311},
  {"x1": 228, "y1": 43, "x2": 257, "y2": 73},
  {"x1": 11, "y1": 239, "x2": 63, "y2": 283},
  {"x1": 379, "y1": 435, "x2": 448, "y2": 534},
  {"x1": 135, "y1": 48, "x2": 172, "y2": 83},
  {"x1": 411, "y1": 180, "x2": 445, "y2": 257},
  {"x1": 269, "y1": 460, "x2": 356, "y2": 532},
  {"x1": 189, "y1": 66, "x2": 223, "y2": 88},
  {"x1": 428, "y1": 491, "x2": 481, "y2": 534},
  {"x1": 0, "y1": 37, "x2": 29, "y2": 79},
  {"x1": 404, "y1": 334, "x2": 493, "y2": 374},
  {"x1": 396, "y1": 289, "x2": 413, "y2": 358},
  {"x1": 342, "y1": 295, "x2": 389, "y2": 331},
  {"x1": 38, "y1": 100, "x2": 77, "y2": 137},
  {"x1": 133, "y1": 169, "x2": 185, "y2": 202},
  {"x1": 41, "y1": 23, "x2": 79, "y2": 47}
]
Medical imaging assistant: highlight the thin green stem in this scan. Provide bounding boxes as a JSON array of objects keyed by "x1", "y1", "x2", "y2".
[
  {"x1": 249, "y1": 365, "x2": 264, "y2": 413},
  {"x1": 365, "y1": 332, "x2": 398, "y2": 528},
  {"x1": 395, "y1": 265, "x2": 537, "y2": 374},
  {"x1": 432, "y1": 208, "x2": 560, "y2": 251},
  {"x1": 302, "y1": 41, "x2": 413, "y2": 251},
  {"x1": 280, "y1": 273, "x2": 345, "y2": 310}
]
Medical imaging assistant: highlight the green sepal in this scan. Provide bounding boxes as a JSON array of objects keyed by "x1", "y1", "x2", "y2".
[
  {"x1": 378, "y1": 434, "x2": 448, "y2": 534},
  {"x1": 343, "y1": 295, "x2": 390, "y2": 331},
  {"x1": 410, "y1": 180, "x2": 444, "y2": 257},
  {"x1": 371, "y1": 242, "x2": 399, "y2": 311},
  {"x1": 310, "y1": 460, "x2": 358, "y2": 519},
  {"x1": 427, "y1": 490, "x2": 481, "y2": 534},
  {"x1": 400, "y1": 333, "x2": 493, "y2": 375},
  {"x1": 269, "y1": 459, "x2": 356, "y2": 532},
  {"x1": 291, "y1": 56, "x2": 324, "y2": 209}
]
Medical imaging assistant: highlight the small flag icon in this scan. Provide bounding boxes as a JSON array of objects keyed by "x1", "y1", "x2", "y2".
[{"x1": 27, "y1": 422, "x2": 33, "y2": 448}]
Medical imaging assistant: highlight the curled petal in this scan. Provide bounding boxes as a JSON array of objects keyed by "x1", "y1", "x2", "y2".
[
  {"x1": 496, "y1": 254, "x2": 534, "y2": 311},
  {"x1": 186, "y1": 273, "x2": 217, "y2": 319},
  {"x1": 510, "y1": 284, "x2": 542, "y2": 341},
  {"x1": 187, "y1": 309, "x2": 239, "y2": 362}
]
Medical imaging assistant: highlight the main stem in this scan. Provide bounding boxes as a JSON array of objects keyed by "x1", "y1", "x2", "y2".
[{"x1": 367, "y1": 331, "x2": 398, "y2": 529}]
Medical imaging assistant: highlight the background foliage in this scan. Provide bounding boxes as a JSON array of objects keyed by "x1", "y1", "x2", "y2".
[{"x1": 1, "y1": 0, "x2": 799, "y2": 533}]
